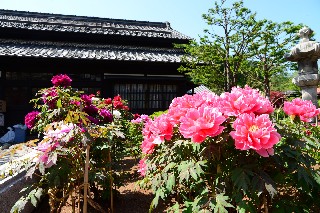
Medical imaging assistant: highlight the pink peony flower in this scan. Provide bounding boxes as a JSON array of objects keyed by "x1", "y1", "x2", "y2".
[
  {"x1": 141, "y1": 137, "x2": 156, "y2": 154},
  {"x1": 36, "y1": 140, "x2": 60, "y2": 167},
  {"x1": 220, "y1": 85, "x2": 274, "y2": 117},
  {"x1": 179, "y1": 105, "x2": 226, "y2": 143},
  {"x1": 283, "y1": 98, "x2": 320, "y2": 122},
  {"x1": 138, "y1": 158, "x2": 147, "y2": 176},
  {"x1": 51, "y1": 74, "x2": 72, "y2": 87},
  {"x1": 25, "y1": 111, "x2": 40, "y2": 129},
  {"x1": 131, "y1": 114, "x2": 150, "y2": 124},
  {"x1": 141, "y1": 114, "x2": 173, "y2": 154},
  {"x1": 168, "y1": 91, "x2": 220, "y2": 124},
  {"x1": 230, "y1": 113, "x2": 281, "y2": 157}
]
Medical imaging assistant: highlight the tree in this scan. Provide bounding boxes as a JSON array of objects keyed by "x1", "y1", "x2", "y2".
[
  {"x1": 245, "y1": 20, "x2": 302, "y2": 98},
  {"x1": 178, "y1": 0, "x2": 264, "y2": 93},
  {"x1": 178, "y1": 0, "x2": 302, "y2": 96}
]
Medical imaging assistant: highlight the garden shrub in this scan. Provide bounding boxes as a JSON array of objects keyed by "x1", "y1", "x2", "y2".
[
  {"x1": 138, "y1": 86, "x2": 320, "y2": 212},
  {"x1": 11, "y1": 74, "x2": 133, "y2": 212}
]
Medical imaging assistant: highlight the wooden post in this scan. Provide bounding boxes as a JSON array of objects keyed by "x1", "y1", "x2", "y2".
[{"x1": 83, "y1": 145, "x2": 90, "y2": 213}]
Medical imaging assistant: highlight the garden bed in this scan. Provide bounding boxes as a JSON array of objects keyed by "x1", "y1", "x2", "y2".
[{"x1": 32, "y1": 157, "x2": 165, "y2": 213}]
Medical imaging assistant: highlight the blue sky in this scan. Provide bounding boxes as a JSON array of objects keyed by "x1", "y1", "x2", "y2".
[{"x1": 0, "y1": 0, "x2": 319, "y2": 41}]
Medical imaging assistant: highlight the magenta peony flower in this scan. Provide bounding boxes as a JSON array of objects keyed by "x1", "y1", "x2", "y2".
[
  {"x1": 179, "y1": 105, "x2": 226, "y2": 143},
  {"x1": 42, "y1": 87, "x2": 58, "y2": 109},
  {"x1": 99, "y1": 109, "x2": 113, "y2": 122},
  {"x1": 138, "y1": 158, "x2": 147, "y2": 176},
  {"x1": 83, "y1": 105, "x2": 98, "y2": 116},
  {"x1": 230, "y1": 113, "x2": 281, "y2": 157},
  {"x1": 283, "y1": 98, "x2": 320, "y2": 122},
  {"x1": 51, "y1": 74, "x2": 72, "y2": 87},
  {"x1": 220, "y1": 85, "x2": 274, "y2": 117},
  {"x1": 81, "y1": 94, "x2": 92, "y2": 106},
  {"x1": 87, "y1": 115, "x2": 99, "y2": 125},
  {"x1": 25, "y1": 111, "x2": 40, "y2": 129}
]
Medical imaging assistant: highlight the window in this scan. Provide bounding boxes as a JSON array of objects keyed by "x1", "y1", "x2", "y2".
[{"x1": 114, "y1": 83, "x2": 177, "y2": 112}]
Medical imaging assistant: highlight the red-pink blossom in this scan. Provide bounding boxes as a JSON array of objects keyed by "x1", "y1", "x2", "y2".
[
  {"x1": 220, "y1": 85, "x2": 274, "y2": 117},
  {"x1": 25, "y1": 111, "x2": 40, "y2": 129},
  {"x1": 230, "y1": 113, "x2": 281, "y2": 157},
  {"x1": 51, "y1": 74, "x2": 72, "y2": 87},
  {"x1": 283, "y1": 98, "x2": 320, "y2": 122},
  {"x1": 179, "y1": 105, "x2": 226, "y2": 143},
  {"x1": 113, "y1": 95, "x2": 122, "y2": 102},
  {"x1": 113, "y1": 100, "x2": 123, "y2": 109},
  {"x1": 104, "y1": 98, "x2": 112, "y2": 105}
]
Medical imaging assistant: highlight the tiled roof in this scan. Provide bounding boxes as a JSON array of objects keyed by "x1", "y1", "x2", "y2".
[
  {"x1": 0, "y1": 9, "x2": 191, "y2": 40},
  {"x1": 187, "y1": 85, "x2": 212, "y2": 94},
  {"x1": 0, "y1": 39, "x2": 184, "y2": 62}
]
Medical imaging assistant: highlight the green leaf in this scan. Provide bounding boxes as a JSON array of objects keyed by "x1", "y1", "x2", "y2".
[
  {"x1": 34, "y1": 188, "x2": 43, "y2": 200},
  {"x1": 231, "y1": 168, "x2": 253, "y2": 191},
  {"x1": 166, "y1": 173, "x2": 175, "y2": 191},
  {"x1": 10, "y1": 198, "x2": 28, "y2": 213},
  {"x1": 260, "y1": 171, "x2": 277, "y2": 198},
  {"x1": 189, "y1": 167, "x2": 198, "y2": 180},
  {"x1": 30, "y1": 194, "x2": 37, "y2": 207},
  {"x1": 214, "y1": 193, "x2": 234, "y2": 213},
  {"x1": 297, "y1": 166, "x2": 313, "y2": 188},
  {"x1": 56, "y1": 99, "x2": 62, "y2": 108},
  {"x1": 179, "y1": 169, "x2": 190, "y2": 183},
  {"x1": 38, "y1": 163, "x2": 45, "y2": 175}
]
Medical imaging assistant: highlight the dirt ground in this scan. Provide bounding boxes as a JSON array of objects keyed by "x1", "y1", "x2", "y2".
[{"x1": 32, "y1": 157, "x2": 165, "y2": 213}]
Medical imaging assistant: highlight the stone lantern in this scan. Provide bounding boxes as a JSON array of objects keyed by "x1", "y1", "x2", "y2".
[{"x1": 284, "y1": 27, "x2": 320, "y2": 110}]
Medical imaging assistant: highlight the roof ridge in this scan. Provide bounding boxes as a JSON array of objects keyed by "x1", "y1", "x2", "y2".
[
  {"x1": 0, "y1": 9, "x2": 167, "y2": 28},
  {"x1": 0, "y1": 9, "x2": 192, "y2": 40}
]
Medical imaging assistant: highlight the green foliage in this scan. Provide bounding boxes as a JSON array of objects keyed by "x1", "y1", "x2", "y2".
[
  {"x1": 178, "y1": 0, "x2": 303, "y2": 96},
  {"x1": 140, "y1": 111, "x2": 320, "y2": 212}
]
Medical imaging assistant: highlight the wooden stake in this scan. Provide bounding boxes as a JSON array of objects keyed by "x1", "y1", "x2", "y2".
[{"x1": 83, "y1": 145, "x2": 90, "y2": 213}]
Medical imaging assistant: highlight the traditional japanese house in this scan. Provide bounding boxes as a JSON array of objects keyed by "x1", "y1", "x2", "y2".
[{"x1": 0, "y1": 9, "x2": 194, "y2": 127}]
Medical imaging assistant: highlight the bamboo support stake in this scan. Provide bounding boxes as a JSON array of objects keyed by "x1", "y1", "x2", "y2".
[
  {"x1": 78, "y1": 187, "x2": 81, "y2": 213},
  {"x1": 72, "y1": 196, "x2": 75, "y2": 213},
  {"x1": 108, "y1": 149, "x2": 114, "y2": 213},
  {"x1": 83, "y1": 145, "x2": 90, "y2": 213}
]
